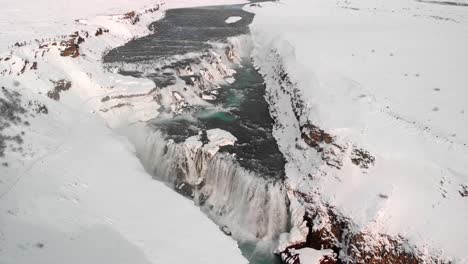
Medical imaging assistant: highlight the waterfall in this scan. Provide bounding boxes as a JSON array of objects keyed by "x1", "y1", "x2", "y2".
[{"x1": 128, "y1": 125, "x2": 290, "y2": 244}]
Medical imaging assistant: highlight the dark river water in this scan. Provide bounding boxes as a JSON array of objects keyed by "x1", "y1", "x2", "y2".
[{"x1": 104, "y1": 3, "x2": 285, "y2": 264}]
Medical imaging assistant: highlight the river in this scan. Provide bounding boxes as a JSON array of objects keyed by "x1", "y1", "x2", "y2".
[{"x1": 104, "y1": 3, "x2": 287, "y2": 264}]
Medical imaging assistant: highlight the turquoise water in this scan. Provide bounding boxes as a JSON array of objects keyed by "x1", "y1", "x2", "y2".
[
  {"x1": 197, "y1": 109, "x2": 237, "y2": 123},
  {"x1": 226, "y1": 90, "x2": 242, "y2": 108}
]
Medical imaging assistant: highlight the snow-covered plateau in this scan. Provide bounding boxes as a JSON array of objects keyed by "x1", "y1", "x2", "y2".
[
  {"x1": 247, "y1": 0, "x2": 468, "y2": 263},
  {"x1": 0, "y1": 0, "x2": 467, "y2": 263}
]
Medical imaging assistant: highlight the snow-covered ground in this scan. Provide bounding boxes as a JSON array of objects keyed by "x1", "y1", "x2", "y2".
[
  {"x1": 0, "y1": 0, "x2": 249, "y2": 263},
  {"x1": 2, "y1": 0, "x2": 468, "y2": 262},
  {"x1": 0, "y1": 0, "x2": 247, "y2": 53},
  {"x1": 248, "y1": 0, "x2": 468, "y2": 262}
]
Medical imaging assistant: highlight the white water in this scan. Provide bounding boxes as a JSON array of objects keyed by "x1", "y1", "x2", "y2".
[{"x1": 126, "y1": 125, "x2": 289, "y2": 244}]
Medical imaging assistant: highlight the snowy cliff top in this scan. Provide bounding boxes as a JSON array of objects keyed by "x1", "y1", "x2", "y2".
[{"x1": 249, "y1": 0, "x2": 468, "y2": 261}]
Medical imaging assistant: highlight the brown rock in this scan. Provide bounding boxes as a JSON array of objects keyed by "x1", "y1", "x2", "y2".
[
  {"x1": 30, "y1": 62, "x2": 38, "y2": 70},
  {"x1": 95, "y1": 28, "x2": 104, "y2": 36}
]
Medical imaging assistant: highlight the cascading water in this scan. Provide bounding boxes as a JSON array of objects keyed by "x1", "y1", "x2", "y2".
[
  {"x1": 106, "y1": 3, "x2": 290, "y2": 263},
  {"x1": 134, "y1": 129, "x2": 289, "y2": 243}
]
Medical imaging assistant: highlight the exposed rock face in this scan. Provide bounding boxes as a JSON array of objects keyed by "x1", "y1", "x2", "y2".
[
  {"x1": 281, "y1": 247, "x2": 338, "y2": 264},
  {"x1": 60, "y1": 40, "x2": 80, "y2": 58},
  {"x1": 95, "y1": 27, "x2": 109, "y2": 36},
  {"x1": 347, "y1": 233, "x2": 420, "y2": 264},
  {"x1": 28, "y1": 100, "x2": 48, "y2": 114},
  {"x1": 47, "y1": 79, "x2": 72, "y2": 101},
  {"x1": 280, "y1": 190, "x2": 434, "y2": 264},
  {"x1": 259, "y1": 50, "x2": 447, "y2": 264},
  {"x1": 19, "y1": 60, "x2": 29, "y2": 75},
  {"x1": 60, "y1": 31, "x2": 85, "y2": 58},
  {"x1": 30, "y1": 61, "x2": 38, "y2": 70},
  {"x1": 301, "y1": 124, "x2": 344, "y2": 169},
  {"x1": 350, "y1": 147, "x2": 375, "y2": 169},
  {"x1": 123, "y1": 11, "x2": 140, "y2": 25}
]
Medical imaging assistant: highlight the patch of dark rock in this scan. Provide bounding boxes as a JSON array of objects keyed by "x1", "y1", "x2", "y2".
[
  {"x1": 416, "y1": 0, "x2": 468, "y2": 6},
  {"x1": 460, "y1": 184, "x2": 468, "y2": 197},
  {"x1": 47, "y1": 79, "x2": 72, "y2": 101},
  {"x1": 28, "y1": 100, "x2": 48, "y2": 114},
  {"x1": 198, "y1": 192, "x2": 208, "y2": 206},
  {"x1": 30, "y1": 62, "x2": 38, "y2": 70},
  {"x1": 36, "y1": 243, "x2": 45, "y2": 249},
  {"x1": 281, "y1": 247, "x2": 338, "y2": 264},
  {"x1": 301, "y1": 124, "x2": 334, "y2": 147},
  {"x1": 77, "y1": 36, "x2": 85, "y2": 45},
  {"x1": 95, "y1": 28, "x2": 104, "y2": 36},
  {"x1": 180, "y1": 75, "x2": 201, "y2": 85},
  {"x1": 0, "y1": 87, "x2": 28, "y2": 157},
  {"x1": 282, "y1": 192, "x2": 431, "y2": 264},
  {"x1": 95, "y1": 27, "x2": 109, "y2": 37},
  {"x1": 350, "y1": 147, "x2": 375, "y2": 169},
  {"x1": 19, "y1": 60, "x2": 29, "y2": 75},
  {"x1": 220, "y1": 226, "x2": 232, "y2": 236},
  {"x1": 430, "y1": 15, "x2": 458, "y2": 22},
  {"x1": 124, "y1": 11, "x2": 140, "y2": 25},
  {"x1": 60, "y1": 32, "x2": 83, "y2": 58},
  {"x1": 60, "y1": 42, "x2": 80, "y2": 57},
  {"x1": 343, "y1": 6, "x2": 360, "y2": 10},
  {"x1": 199, "y1": 130, "x2": 209, "y2": 146},
  {"x1": 379, "y1": 193, "x2": 389, "y2": 199},
  {"x1": 107, "y1": 88, "x2": 158, "y2": 100},
  {"x1": 100, "y1": 103, "x2": 132, "y2": 113},
  {"x1": 301, "y1": 124, "x2": 343, "y2": 169},
  {"x1": 348, "y1": 234, "x2": 420, "y2": 264},
  {"x1": 175, "y1": 181, "x2": 194, "y2": 198}
]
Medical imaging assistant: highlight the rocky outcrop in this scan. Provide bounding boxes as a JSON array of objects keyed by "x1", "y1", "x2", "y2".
[
  {"x1": 350, "y1": 147, "x2": 375, "y2": 169},
  {"x1": 28, "y1": 100, "x2": 48, "y2": 114},
  {"x1": 47, "y1": 79, "x2": 72, "y2": 101},
  {"x1": 95, "y1": 27, "x2": 109, "y2": 37},
  {"x1": 123, "y1": 11, "x2": 140, "y2": 25},
  {"x1": 278, "y1": 189, "x2": 436, "y2": 264},
  {"x1": 460, "y1": 184, "x2": 468, "y2": 197},
  {"x1": 301, "y1": 124, "x2": 345, "y2": 169},
  {"x1": 258, "y1": 49, "x2": 446, "y2": 264},
  {"x1": 60, "y1": 34, "x2": 81, "y2": 58}
]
